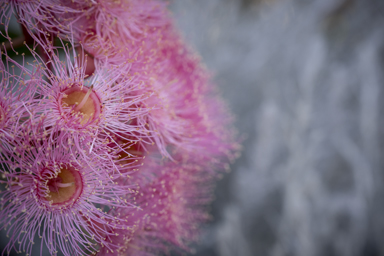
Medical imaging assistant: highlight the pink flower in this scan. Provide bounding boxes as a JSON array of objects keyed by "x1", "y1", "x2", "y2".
[
  {"x1": 0, "y1": 0, "x2": 168, "y2": 61},
  {"x1": 93, "y1": 9, "x2": 239, "y2": 254},
  {"x1": 2, "y1": 0, "x2": 238, "y2": 160},
  {"x1": 21, "y1": 42, "x2": 155, "y2": 166},
  {"x1": 0, "y1": 1, "x2": 240, "y2": 255},
  {"x1": 99, "y1": 156, "x2": 214, "y2": 256},
  {"x1": 132, "y1": 25, "x2": 239, "y2": 164},
  {"x1": 77, "y1": 3, "x2": 238, "y2": 160},
  {"x1": 0, "y1": 119, "x2": 137, "y2": 256},
  {"x1": 73, "y1": 0, "x2": 169, "y2": 63},
  {"x1": 0, "y1": 0, "x2": 85, "y2": 43}
]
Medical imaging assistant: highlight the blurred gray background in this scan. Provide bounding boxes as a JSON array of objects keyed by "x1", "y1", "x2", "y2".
[{"x1": 170, "y1": 0, "x2": 384, "y2": 256}]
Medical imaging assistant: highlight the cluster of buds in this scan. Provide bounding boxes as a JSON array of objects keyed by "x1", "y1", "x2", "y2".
[{"x1": 0, "y1": 1, "x2": 239, "y2": 256}]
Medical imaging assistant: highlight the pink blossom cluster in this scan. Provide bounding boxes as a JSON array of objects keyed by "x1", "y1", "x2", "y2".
[{"x1": 0, "y1": 1, "x2": 239, "y2": 256}]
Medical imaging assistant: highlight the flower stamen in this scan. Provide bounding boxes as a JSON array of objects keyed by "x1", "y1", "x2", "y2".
[{"x1": 0, "y1": 106, "x2": 5, "y2": 125}]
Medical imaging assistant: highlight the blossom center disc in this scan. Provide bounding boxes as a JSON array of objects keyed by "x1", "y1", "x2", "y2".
[
  {"x1": 45, "y1": 168, "x2": 83, "y2": 206},
  {"x1": 60, "y1": 85, "x2": 101, "y2": 125}
]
